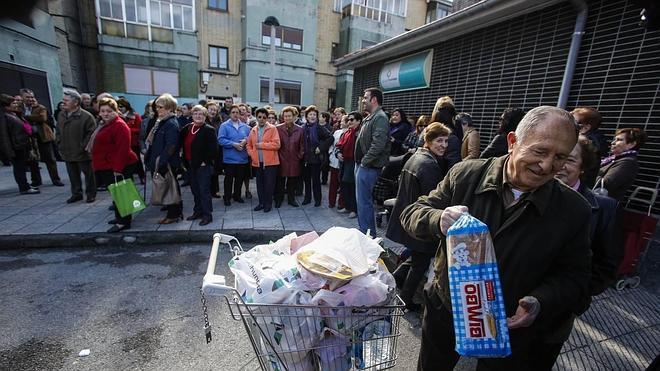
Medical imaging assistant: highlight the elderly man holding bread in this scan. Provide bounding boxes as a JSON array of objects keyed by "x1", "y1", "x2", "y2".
[{"x1": 401, "y1": 106, "x2": 592, "y2": 370}]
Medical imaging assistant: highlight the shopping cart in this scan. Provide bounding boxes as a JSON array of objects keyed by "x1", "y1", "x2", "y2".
[{"x1": 201, "y1": 233, "x2": 406, "y2": 371}]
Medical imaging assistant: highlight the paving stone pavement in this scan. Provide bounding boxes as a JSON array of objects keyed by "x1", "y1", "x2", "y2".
[
  {"x1": 0, "y1": 162, "x2": 364, "y2": 240},
  {"x1": 1, "y1": 162, "x2": 659, "y2": 370}
]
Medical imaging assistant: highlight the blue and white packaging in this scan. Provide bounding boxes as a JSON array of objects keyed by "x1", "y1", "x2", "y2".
[{"x1": 446, "y1": 213, "x2": 511, "y2": 357}]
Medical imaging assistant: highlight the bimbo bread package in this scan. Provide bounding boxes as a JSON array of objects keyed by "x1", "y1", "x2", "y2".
[{"x1": 446, "y1": 213, "x2": 511, "y2": 357}]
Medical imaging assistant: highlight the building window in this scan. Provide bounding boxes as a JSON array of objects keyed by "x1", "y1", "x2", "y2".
[
  {"x1": 209, "y1": 46, "x2": 228, "y2": 70},
  {"x1": 328, "y1": 89, "x2": 336, "y2": 110},
  {"x1": 98, "y1": 0, "x2": 194, "y2": 33},
  {"x1": 208, "y1": 0, "x2": 228, "y2": 11},
  {"x1": 361, "y1": 39, "x2": 377, "y2": 49},
  {"x1": 426, "y1": 1, "x2": 451, "y2": 23},
  {"x1": 261, "y1": 24, "x2": 303, "y2": 51},
  {"x1": 124, "y1": 65, "x2": 179, "y2": 96},
  {"x1": 331, "y1": 42, "x2": 340, "y2": 60},
  {"x1": 260, "y1": 79, "x2": 301, "y2": 105},
  {"x1": 341, "y1": 0, "x2": 407, "y2": 23}
]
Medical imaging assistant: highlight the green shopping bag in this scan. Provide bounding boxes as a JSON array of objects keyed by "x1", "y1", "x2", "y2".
[{"x1": 108, "y1": 177, "x2": 146, "y2": 217}]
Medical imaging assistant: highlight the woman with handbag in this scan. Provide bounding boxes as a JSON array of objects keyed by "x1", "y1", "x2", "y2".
[
  {"x1": 180, "y1": 105, "x2": 218, "y2": 226},
  {"x1": 145, "y1": 94, "x2": 183, "y2": 224},
  {"x1": 91, "y1": 98, "x2": 138, "y2": 233}
]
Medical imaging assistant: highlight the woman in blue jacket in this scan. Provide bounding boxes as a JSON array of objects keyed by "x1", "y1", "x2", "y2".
[
  {"x1": 218, "y1": 104, "x2": 251, "y2": 206},
  {"x1": 145, "y1": 93, "x2": 183, "y2": 224}
]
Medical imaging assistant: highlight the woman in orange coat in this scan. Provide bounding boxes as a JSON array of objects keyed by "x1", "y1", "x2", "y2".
[{"x1": 247, "y1": 107, "x2": 281, "y2": 212}]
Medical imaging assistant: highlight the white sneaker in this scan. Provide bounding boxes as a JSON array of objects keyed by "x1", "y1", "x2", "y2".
[
  {"x1": 337, "y1": 208, "x2": 348, "y2": 213},
  {"x1": 348, "y1": 212, "x2": 357, "y2": 219}
]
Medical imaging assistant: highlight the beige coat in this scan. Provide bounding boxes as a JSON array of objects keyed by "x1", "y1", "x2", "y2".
[{"x1": 461, "y1": 127, "x2": 480, "y2": 160}]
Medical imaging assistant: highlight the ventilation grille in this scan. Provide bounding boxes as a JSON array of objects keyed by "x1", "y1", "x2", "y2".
[{"x1": 351, "y1": 0, "x2": 660, "y2": 214}]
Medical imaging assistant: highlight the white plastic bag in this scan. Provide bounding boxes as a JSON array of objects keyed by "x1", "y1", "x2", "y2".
[
  {"x1": 254, "y1": 291, "x2": 321, "y2": 371},
  {"x1": 295, "y1": 227, "x2": 384, "y2": 281},
  {"x1": 316, "y1": 328, "x2": 351, "y2": 371},
  {"x1": 229, "y1": 233, "x2": 311, "y2": 304}
]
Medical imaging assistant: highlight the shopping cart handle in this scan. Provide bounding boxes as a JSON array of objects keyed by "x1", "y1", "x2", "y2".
[
  {"x1": 202, "y1": 274, "x2": 233, "y2": 296},
  {"x1": 202, "y1": 233, "x2": 241, "y2": 297}
]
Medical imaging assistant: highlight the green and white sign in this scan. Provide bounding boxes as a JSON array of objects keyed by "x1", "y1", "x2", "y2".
[{"x1": 379, "y1": 49, "x2": 434, "y2": 93}]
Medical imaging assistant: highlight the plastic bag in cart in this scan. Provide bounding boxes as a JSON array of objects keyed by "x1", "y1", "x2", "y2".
[
  {"x1": 316, "y1": 327, "x2": 351, "y2": 371},
  {"x1": 295, "y1": 227, "x2": 384, "y2": 283},
  {"x1": 229, "y1": 233, "x2": 313, "y2": 304},
  {"x1": 253, "y1": 292, "x2": 323, "y2": 371},
  {"x1": 446, "y1": 213, "x2": 511, "y2": 357},
  {"x1": 311, "y1": 261, "x2": 396, "y2": 335}
]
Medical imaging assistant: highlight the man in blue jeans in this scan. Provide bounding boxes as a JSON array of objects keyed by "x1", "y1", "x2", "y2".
[{"x1": 354, "y1": 88, "x2": 391, "y2": 237}]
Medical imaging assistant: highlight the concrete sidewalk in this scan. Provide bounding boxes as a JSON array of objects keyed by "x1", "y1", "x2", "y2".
[{"x1": 0, "y1": 162, "x2": 365, "y2": 247}]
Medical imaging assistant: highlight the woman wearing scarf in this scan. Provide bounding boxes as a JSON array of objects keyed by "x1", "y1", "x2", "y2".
[
  {"x1": 596, "y1": 127, "x2": 647, "y2": 202},
  {"x1": 145, "y1": 93, "x2": 183, "y2": 224},
  {"x1": 90, "y1": 98, "x2": 138, "y2": 233},
  {"x1": 301, "y1": 105, "x2": 332, "y2": 207},
  {"x1": 336, "y1": 111, "x2": 362, "y2": 218},
  {"x1": 388, "y1": 108, "x2": 412, "y2": 156}
]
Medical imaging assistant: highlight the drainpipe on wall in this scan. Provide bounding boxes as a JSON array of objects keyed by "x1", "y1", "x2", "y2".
[{"x1": 557, "y1": 0, "x2": 588, "y2": 109}]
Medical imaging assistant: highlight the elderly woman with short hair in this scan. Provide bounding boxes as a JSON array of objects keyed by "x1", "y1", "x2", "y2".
[
  {"x1": 386, "y1": 122, "x2": 451, "y2": 311},
  {"x1": 91, "y1": 98, "x2": 139, "y2": 232},
  {"x1": 180, "y1": 105, "x2": 218, "y2": 226},
  {"x1": 597, "y1": 127, "x2": 647, "y2": 202},
  {"x1": 145, "y1": 93, "x2": 183, "y2": 224}
]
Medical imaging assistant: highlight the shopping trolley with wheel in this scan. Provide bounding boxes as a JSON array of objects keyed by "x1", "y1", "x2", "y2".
[{"x1": 201, "y1": 233, "x2": 406, "y2": 371}]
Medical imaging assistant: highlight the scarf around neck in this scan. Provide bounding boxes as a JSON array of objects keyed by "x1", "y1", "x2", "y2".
[{"x1": 600, "y1": 149, "x2": 637, "y2": 167}]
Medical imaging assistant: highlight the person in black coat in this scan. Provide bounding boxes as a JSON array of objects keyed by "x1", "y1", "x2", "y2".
[
  {"x1": 301, "y1": 105, "x2": 333, "y2": 206},
  {"x1": 571, "y1": 107, "x2": 608, "y2": 188},
  {"x1": 145, "y1": 94, "x2": 183, "y2": 224},
  {"x1": 386, "y1": 122, "x2": 451, "y2": 311},
  {"x1": 538, "y1": 135, "x2": 622, "y2": 369},
  {"x1": 389, "y1": 108, "x2": 412, "y2": 156},
  {"x1": 0, "y1": 94, "x2": 40, "y2": 194},
  {"x1": 480, "y1": 107, "x2": 525, "y2": 159},
  {"x1": 180, "y1": 105, "x2": 218, "y2": 226}
]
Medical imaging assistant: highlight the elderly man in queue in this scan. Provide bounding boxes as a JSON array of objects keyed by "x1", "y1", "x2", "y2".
[
  {"x1": 400, "y1": 106, "x2": 592, "y2": 370},
  {"x1": 57, "y1": 90, "x2": 97, "y2": 204}
]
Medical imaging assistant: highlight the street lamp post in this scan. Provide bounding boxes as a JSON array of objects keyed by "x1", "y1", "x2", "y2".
[{"x1": 264, "y1": 16, "x2": 280, "y2": 106}]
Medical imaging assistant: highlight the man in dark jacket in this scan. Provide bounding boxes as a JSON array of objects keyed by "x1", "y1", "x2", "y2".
[
  {"x1": 58, "y1": 90, "x2": 97, "y2": 203},
  {"x1": 355, "y1": 87, "x2": 391, "y2": 237},
  {"x1": 400, "y1": 106, "x2": 592, "y2": 370}
]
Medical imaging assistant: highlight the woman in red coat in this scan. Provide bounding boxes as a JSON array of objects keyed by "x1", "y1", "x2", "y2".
[
  {"x1": 91, "y1": 98, "x2": 139, "y2": 233},
  {"x1": 117, "y1": 98, "x2": 145, "y2": 184},
  {"x1": 275, "y1": 106, "x2": 304, "y2": 208}
]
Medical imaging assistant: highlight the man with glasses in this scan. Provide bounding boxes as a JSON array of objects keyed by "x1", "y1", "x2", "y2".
[{"x1": 354, "y1": 88, "x2": 391, "y2": 237}]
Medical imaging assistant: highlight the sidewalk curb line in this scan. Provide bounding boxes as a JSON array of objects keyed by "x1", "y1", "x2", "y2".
[{"x1": 0, "y1": 229, "x2": 308, "y2": 249}]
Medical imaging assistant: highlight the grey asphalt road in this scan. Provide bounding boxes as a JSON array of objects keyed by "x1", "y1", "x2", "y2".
[{"x1": 1, "y1": 243, "x2": 470, "y2": 371}]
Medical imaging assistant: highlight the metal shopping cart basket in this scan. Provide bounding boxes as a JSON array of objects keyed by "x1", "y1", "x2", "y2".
[{"x1": 201, "y1": 233, "x2": 406, "y2": 371}]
